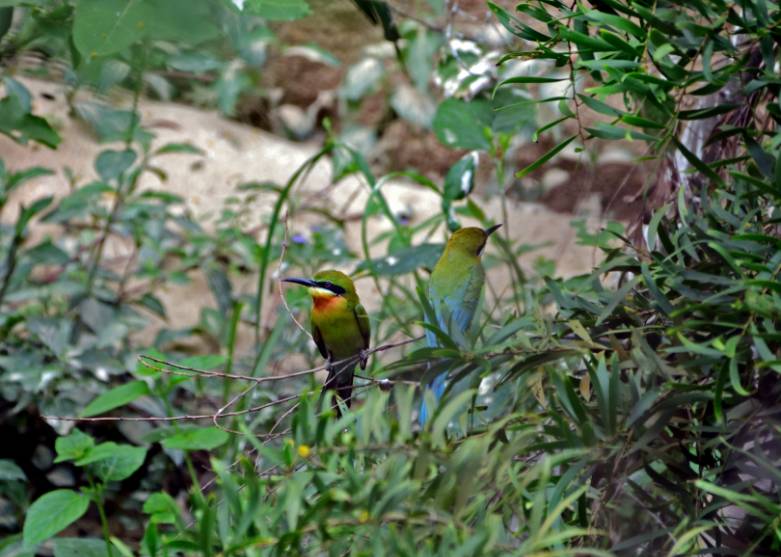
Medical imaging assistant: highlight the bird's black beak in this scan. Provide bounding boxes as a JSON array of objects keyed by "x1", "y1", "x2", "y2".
[
  {"x1": 485, "y1": 223, "x2": 503, "y2": 237},
  {"x1": 282, "y1": 277, "x2": 318, "y2": 288}
]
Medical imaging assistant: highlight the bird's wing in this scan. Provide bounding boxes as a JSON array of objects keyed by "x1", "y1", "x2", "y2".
[
  {"x1": 354, "y1": 303, "x2": 371, "y2": 369},
  {"x1": 430, "y1": 265, "x2": 484, "y2": 347},
  {"x1": 354, "y1": 303, "x2": 371, "y2": 350},
  {"x1": 312, "y1": 323, "x2": 329, "y2": 359}
]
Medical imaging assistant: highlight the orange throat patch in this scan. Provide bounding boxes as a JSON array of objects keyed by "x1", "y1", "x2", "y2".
[{"x1": 312, "y1": 293, "x2": 345, "y2": 312}]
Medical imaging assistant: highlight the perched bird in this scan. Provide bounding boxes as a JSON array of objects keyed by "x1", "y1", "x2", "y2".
[
  {"x1": 419, "y1": 224, "x2": 502, "y2": 425},
  {"x1": 350, "y1": 0, "x2": 403, "y2": 65},
  {"x1": 350, "y1": 0, "x2": 400, "y2": 44},
  {"x1": 282, "y1": 270, "x2": 370, "y2": 415}
]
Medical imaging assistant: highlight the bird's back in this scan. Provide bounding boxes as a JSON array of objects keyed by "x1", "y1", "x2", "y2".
[{"x1": 427, "y1": 249, "x2": 484, "y2": 347}]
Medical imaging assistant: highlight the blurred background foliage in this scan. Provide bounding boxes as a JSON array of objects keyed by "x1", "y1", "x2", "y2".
[{"x1": 0, "y1": 0, "x2": 780, "y2": 556}]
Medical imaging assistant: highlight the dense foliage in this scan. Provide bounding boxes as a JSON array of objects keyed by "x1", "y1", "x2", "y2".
[{"x1": 0, "y1": 0, "x2": 779, "y2": 556}]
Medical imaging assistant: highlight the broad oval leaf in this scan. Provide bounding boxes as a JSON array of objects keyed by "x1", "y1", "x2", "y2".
[
  {"x1": 160, "y1": 426, "x2": 230, "y2": 451},
  {"x1": 53, "y1": 538, "x2": 110, "y2": 557},
  {"x1": 75, "y1": 442, "x2": 147, "y2": 482},
  {"x1": 444, "y1": 151, "x2": 479, "y2": 202},
  {"x1": 433, "y1": 98, "x2": 492, "y2": 150},
  {"x1": 54, "y1": 429, "x2": 95, "y2": 463},
  {"x1": 95, "y1": 149, "x2": 137, "y2": 182},
  {"x1": 0, "y1": 459, "x2": 26, "y2": 481},
  {"x1": 23, "y1": 489, "x2": 90, "y2": 548},
  {"x1": 355, "y1": 243, "x2": 443, "y2": 277},
  {"x1": 80, "y1": 380, "x2": 150, "y2": 418}
]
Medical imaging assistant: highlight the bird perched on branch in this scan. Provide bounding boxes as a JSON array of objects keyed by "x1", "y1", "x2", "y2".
[
  {"x1": 419, "y1": 224, "x2": 502, "y2": 426},
  {"x1": 282, "y1": 270, "x2": 370, "y2": 415},
  {"x1": 350, "y1": 0, "x2": 403, "y2": 64}
]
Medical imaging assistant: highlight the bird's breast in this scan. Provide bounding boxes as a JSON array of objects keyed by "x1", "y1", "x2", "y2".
[{"x1": 311, "y1": 293, "x2": 345, "y2": 311}]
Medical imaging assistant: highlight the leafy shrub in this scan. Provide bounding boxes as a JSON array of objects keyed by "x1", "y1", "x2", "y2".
[{"x1": 1, "y1": 0, "x2": 779, "y2": 556}]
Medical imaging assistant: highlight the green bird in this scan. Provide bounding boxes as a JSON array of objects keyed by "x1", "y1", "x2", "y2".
[
  {"x1": 419, "y1": 224, "x2": 502, "y2": 425},
  {"x1": 283, "y1": 270, "x2": 370, "y2": 415}
]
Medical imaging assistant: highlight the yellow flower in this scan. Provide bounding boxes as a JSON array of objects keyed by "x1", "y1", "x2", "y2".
[
  {"x1": 358, "y1": 510, "x2": 370, "y2": 523},
  {"x1": 297, "y1": 444, "x2": 311, "y2": 458}
]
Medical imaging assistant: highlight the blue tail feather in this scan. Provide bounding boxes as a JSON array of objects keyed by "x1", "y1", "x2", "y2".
[{"x1": 418, "y1": 372, "x2": 446, "y2": 426}]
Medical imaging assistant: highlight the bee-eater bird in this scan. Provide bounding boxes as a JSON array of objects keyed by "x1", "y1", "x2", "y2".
[
  {"x1": 282, "y1": 270, "x2": 370, "y2": 415},
  {"x1": 419, "y1": 224, "x2": 502, "y2": 426}
]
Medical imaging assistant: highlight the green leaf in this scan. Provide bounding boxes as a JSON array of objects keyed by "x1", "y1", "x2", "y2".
[
  {"x1": 0, "y1": 459, "x2": 26, "y2": 481},
  {"x1": 432, "y1": 98, "x2": 492, "y2": 150},
  {"x1": 673, "y1": 136, "x2": 725, "y2": 187},
  {"x1": 245, "y1": 0, "x2": 311, "y2": 20},
  {"x1": 6, "y1": 166, "x2": 54, "y2": 193},
  {"x1": 516, "y1": 135, "x2": 575, "y2": 179},
  {"x1": 0, "y1": 7, "x2": 11, "y2": 41},
  {"x1": 744, "y1": 134, "x2": 774, "y2": 178},
  {"x1": 669, "y1": 524, "x2": 715, "y2": 556},
  {"x1": 560, "y1": 28, "x2": 615, "y2": 51},
  {"x1": 578, "y1": 94, "x2": 624, "y2": 117},
  {"x1": 177, "y1": 354, "x2": 227, "y2": 370},
  {"x1": 283, "y1": 471, "x2": 311, "y2": 529},
  {"x1": 495, "y1": 75, "x2": 567, "y2": 89},
  {"x1": 641, "y1": 263, "x2": 673, "y2": 316},
  {"x1": 23, "y1": 489, "x2": 90, "y2": 547},
  {"x1": 355, "y1": 243, "x2": 443, "y2": 277},
  {"x1": 489, "y1": 1, "x2": 550, "y2": 41},
  {"x1": 143, "y1": 492, "x2": 182, "y2": 525},
  {"x1": 728, "y1": 355, "x2": 750, "y2": 396},
  {"x1": 54, "y1": 429, "x2": 95, "y2": 463},
  {"x1": 678, "y1": 104, "x2": 738, "y2": 120},
  {"x1": 142, "y1": 0, "x2": 220, "y2": 43},
  {"x1": 75, "y1": 443, "x2": 147, "y2": 482},
  {"x1": 73, "y1": 0, "x2": 219, "y2": 57},
  {"x1": 160, "y1": 426, "x2": 230, "y2": 451},
  {"x1": 430, "y1": 389, "x2": 475, "y2": 448},
  {"x1": 596, "y1": 275, "x2": 640, "y2": 325},
  {"x1": 81, "y1": 380, "x2": 150, "y2": 418},
  {"x1": 0, "y1": 82, "x2": 61, "y2": 148},
  {"x1": 95, "y1": 149, "x2": 137, "y2": 182},
  {"x1": 583, "y1": 9, "x2": 644, "y2": 38},
  {"x1": 53, "y1": 538, "x2": 111, "y2": 557},
  {"x1": 586, "y1": 122, "x2": 658, "y2": 142},
  {"x1": 73, "y1": 0, "x2": 146, "y2": 57},
  {"x1": 443, "y1": 151, "x2": 479, "y2": 202},
  {"x1": 43, "y1": 182, "x2": 113, "y2": 223},
  {"x1": 154, "y1": 142, "x2": 204, "y2": 156},
  {"x1": 74, "y1": 101, "x2": 140, "y2": 143},
  {"x1": 576, "y1": 59, "x2": 639, "y2": 70}
]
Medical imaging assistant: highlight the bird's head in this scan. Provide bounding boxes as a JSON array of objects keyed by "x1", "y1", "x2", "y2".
[
  {"x1": 446, "y1": 224, "x2": 502, "y2": 257},
  {"x1": 282, "y1": 269, "x2": 357, "y2": 307}
]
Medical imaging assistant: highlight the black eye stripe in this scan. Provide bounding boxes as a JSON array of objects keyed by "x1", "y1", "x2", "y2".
[{"x1": 316, "y1": 281, "x2": 346, "y2": 295}]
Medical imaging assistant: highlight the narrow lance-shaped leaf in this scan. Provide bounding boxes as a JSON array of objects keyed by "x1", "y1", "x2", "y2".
[{"x1": 516, "y1": 135, "x2": 576, "y2": 180}]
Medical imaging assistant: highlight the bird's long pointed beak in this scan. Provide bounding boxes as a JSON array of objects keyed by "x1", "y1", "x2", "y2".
[
  {"x1": 485, "y1": 223, "x2": 503, "y2": 236},
  {"x1": 282, "y1": 277, "x2": 318, "y2": 288}
]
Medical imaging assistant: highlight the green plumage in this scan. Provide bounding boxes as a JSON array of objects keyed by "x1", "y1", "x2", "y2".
[
  {"x1": 419, "y1": 226, "x2": 499, "y2": 425},
  {"x1": 285, "y1": 270, "x2": 370, "y2": 414}
]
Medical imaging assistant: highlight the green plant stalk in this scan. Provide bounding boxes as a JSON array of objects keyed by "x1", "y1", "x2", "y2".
[
  {"x1": 125, "y1": 42, "x2": 147, "y2": 148},
  {"x1": 84, "y1": 44, "x2": 148, "y2": 300},
  {"x1": 87, "y1": 476, "x2": 115, "y2": 557},
  {"x1": 0, "y1": 222, "x2": 22, "y2": 307},
  {"x1": 95, "y1": 496, "x2": 115, "y2": 557},
  {"x1": 254, "y1": 148, "x2": 332, "y2": 345},
  {"x1": 184, "y1": 453, "x2": 206, "y2": 507},
  {"x1": 222, "y1": 300, "x2": 244, "y2": 406},
  {"x1": 161, "y1": 393, "x2": 206, "y2": 505},
  {"x1": 493, "y1": 148, "x2": 524, "y2": 314}
]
